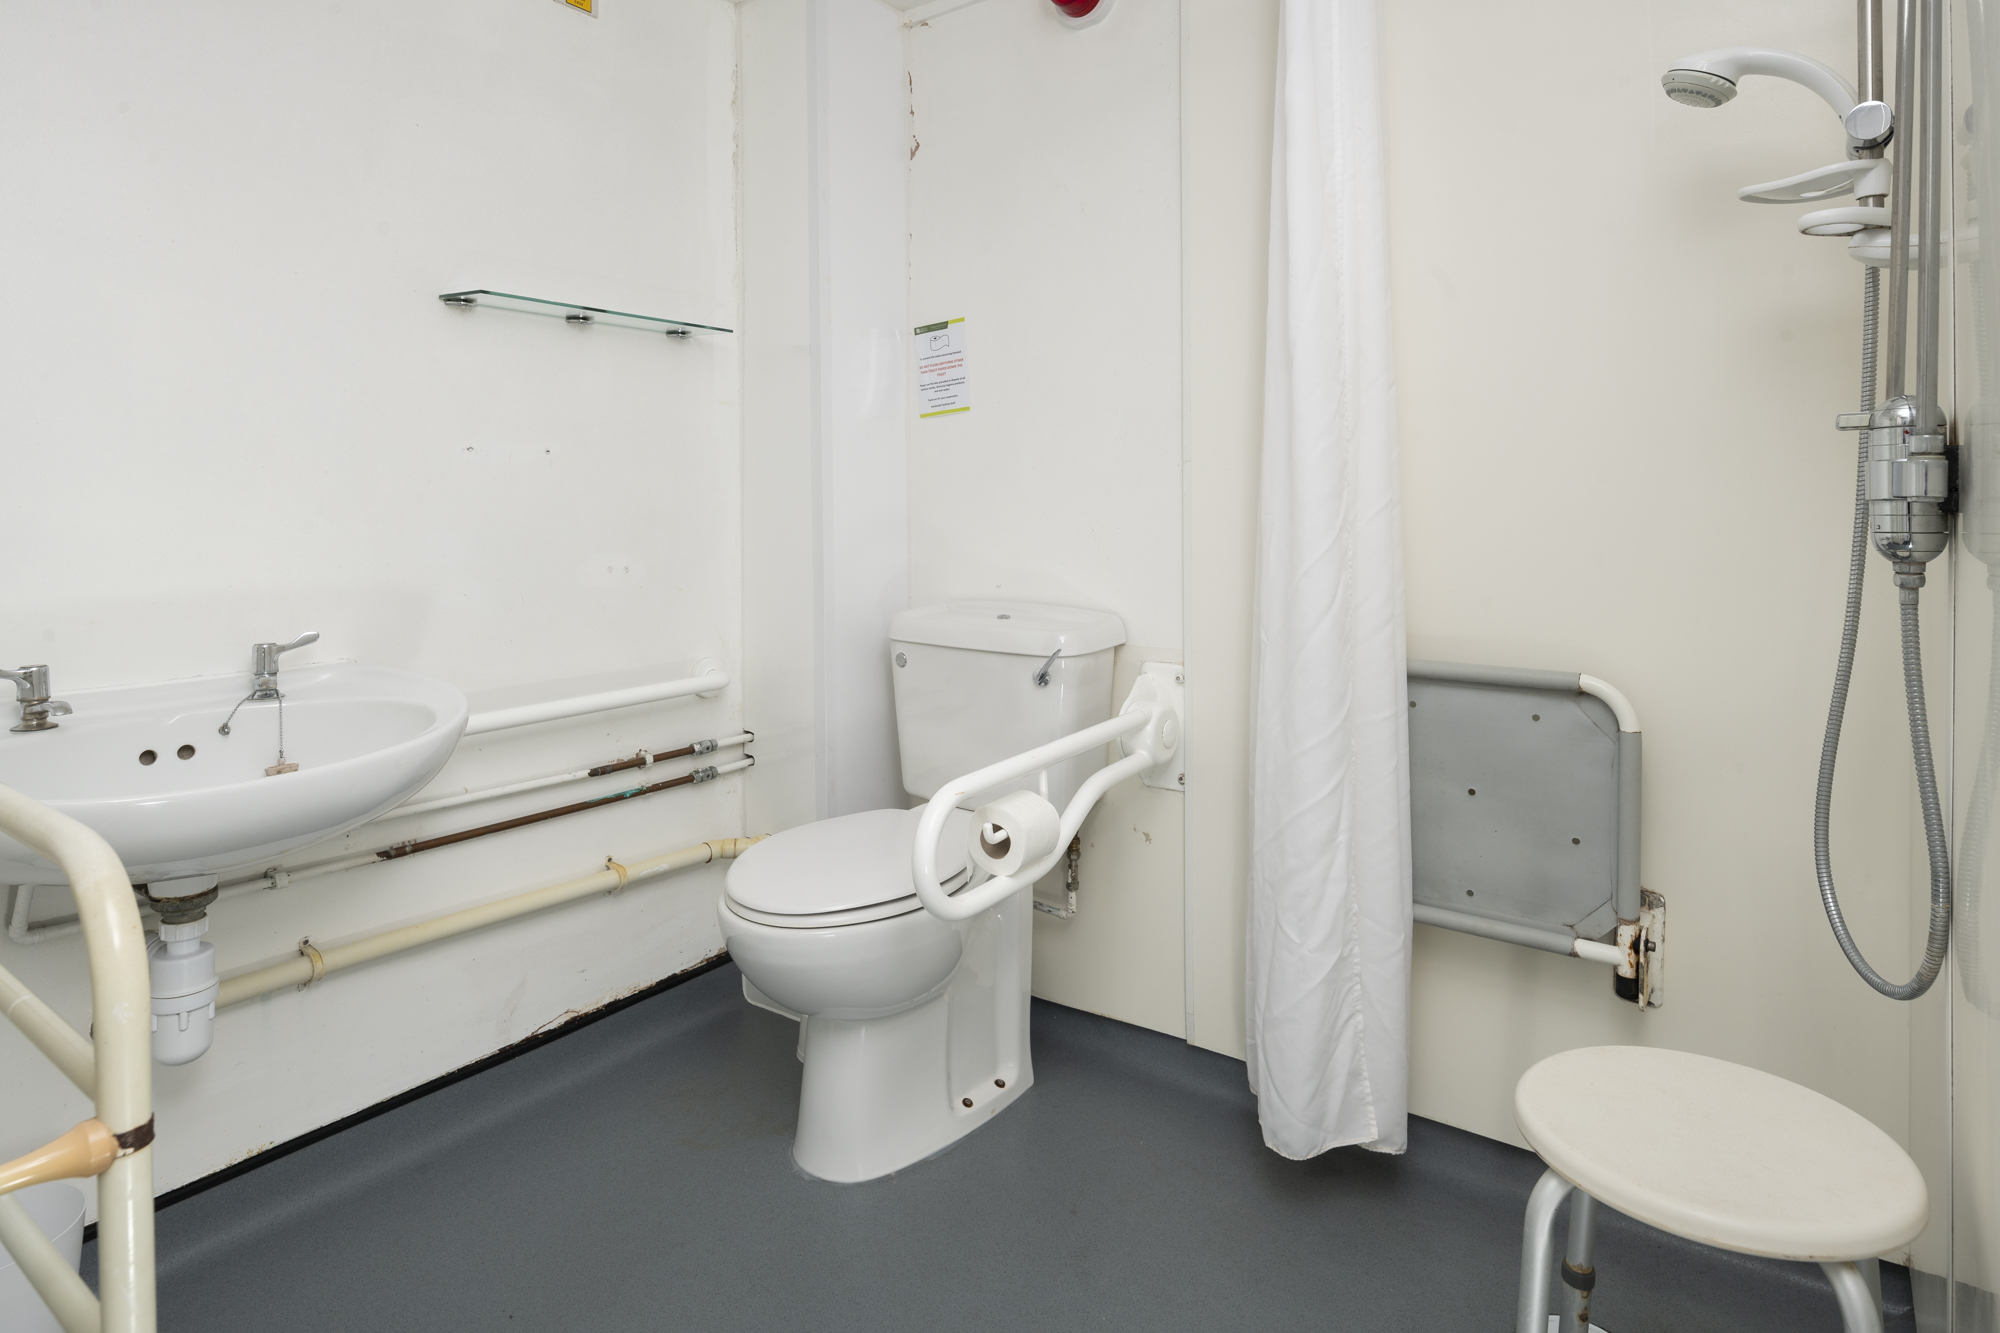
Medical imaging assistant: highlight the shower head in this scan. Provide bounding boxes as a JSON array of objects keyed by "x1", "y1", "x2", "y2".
[
  {"x1": 1660, "y1": 47, "x2": 1857, "y2": 119},
  {"x1": 1663, "y1": 69, "x2": 1738, "y2": 108}
]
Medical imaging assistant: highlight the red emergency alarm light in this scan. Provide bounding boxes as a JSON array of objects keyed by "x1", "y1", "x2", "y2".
[{"x1": 1052, "y1": 0, "x2": 1100, "y2": 15}]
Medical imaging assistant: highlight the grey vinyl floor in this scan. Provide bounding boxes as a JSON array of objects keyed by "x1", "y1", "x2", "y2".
[{"x1": 88, "y1": 961, "x2": 1915, "y2": 1331}]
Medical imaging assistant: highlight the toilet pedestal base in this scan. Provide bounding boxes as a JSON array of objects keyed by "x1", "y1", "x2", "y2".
[{"x1": 790, "y1": 890, "x2": 1033, "y2": 1184}]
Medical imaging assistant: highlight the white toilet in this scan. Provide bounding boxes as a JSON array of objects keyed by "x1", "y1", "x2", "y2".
[{"x1": 718, "y1": 601, "x2": 1126, "y2": 1183}]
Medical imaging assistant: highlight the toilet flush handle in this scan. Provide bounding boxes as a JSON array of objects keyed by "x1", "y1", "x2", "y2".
[{"x1": 1033, "y1": 649, "x2": 1060, "y2": 688}]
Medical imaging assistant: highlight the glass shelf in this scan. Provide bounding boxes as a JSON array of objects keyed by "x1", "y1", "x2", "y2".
[{"x1": 437, "y1": 290, "x2": 731, "y2": 337}]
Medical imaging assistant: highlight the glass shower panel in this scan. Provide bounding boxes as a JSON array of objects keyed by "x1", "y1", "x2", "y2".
[{"x1": 1957, "y1": 0, "x2": 2000, "y2": 1326}]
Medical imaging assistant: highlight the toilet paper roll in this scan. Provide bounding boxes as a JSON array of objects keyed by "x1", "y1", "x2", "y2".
[{"x1": 968, "y1": 790, "x2": 1064, "y2": 878}]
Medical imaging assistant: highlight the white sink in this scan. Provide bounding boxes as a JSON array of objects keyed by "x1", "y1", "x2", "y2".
[{"x1": 0, "y1": 664, "x2": 468, "y2": 886}]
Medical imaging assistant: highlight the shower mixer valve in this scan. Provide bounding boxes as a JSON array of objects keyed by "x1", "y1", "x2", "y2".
[{"x1": 1838, "y1": 397, "x2": 1952, "y2": 571}]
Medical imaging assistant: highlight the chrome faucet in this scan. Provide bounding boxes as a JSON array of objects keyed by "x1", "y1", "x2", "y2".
[
  {"x1": 250, "y1": 632, "x2": 319, "y2": 699},
  {"x1": 0, "y1": 665, "x2": 72, "y2": 732}
]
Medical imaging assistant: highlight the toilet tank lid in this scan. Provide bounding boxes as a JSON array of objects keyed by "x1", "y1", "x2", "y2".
[{"x1": 890, "y1": 601, "x2": 1127, "y2": 657}]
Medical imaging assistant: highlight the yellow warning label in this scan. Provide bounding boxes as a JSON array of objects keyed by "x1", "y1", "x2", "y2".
[{"x1": 564, "y1": 0, "x2": 594, "y2": 12}]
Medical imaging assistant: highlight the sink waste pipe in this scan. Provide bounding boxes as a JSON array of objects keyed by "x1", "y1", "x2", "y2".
[
  {"x1": 215, "y1": 836, "x2": 761, "y2": 1009},
  {"x1": 141, "y1": 758, "x2": 749, "y2": 1062},
  {"x1": 1663, "y1": 0, "x2": 1954, "y2": 1000},
  {"x1": 7, "y1": 738, "x2": 751, "y2": 1066}
]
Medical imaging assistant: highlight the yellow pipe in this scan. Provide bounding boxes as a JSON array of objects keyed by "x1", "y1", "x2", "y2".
[
  {"x1": 218, "y1": 837, "x2": 763, "y2": 1009},
  {"x1": 0, "y1": 1119, "x2": 118, "y2": 1197}
]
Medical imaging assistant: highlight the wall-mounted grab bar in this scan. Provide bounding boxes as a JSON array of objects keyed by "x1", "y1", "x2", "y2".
[
  {"x1": 462, "y1": 665, "x2": 728, "y2": 737},
  {"x1": 911, "y1": 667, "x2": 1184, "y2": 922}
]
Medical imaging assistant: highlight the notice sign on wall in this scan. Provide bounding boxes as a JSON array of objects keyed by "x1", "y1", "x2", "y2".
[{"x1": 914, "y1": 318, "x2": 969, "y2": 418}]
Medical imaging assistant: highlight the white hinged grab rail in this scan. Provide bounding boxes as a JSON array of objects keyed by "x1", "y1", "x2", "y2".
[
  {"x1": 0, "y1": 783, "x2": 155, "y2": 1333},
  {"x1": 911, "y1": 666, "x2": 1184, "y2": 922}
]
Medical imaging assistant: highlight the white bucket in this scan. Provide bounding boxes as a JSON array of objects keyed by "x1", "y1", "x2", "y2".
[{"x1": 0, "y1": 1183, "x2": 87, "y2": 1333}]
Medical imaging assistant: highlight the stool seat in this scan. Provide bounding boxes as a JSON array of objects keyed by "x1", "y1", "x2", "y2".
[{"x1": 1516, "y1": 1046, "x2": 1928, "y2": 1262}]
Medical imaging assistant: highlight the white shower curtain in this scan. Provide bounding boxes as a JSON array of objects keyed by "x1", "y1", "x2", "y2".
[{"x1": 1244, "y1": 0, "x2": 1411, "y2": 1159}]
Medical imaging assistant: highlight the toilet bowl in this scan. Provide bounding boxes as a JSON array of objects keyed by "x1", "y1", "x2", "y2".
[
  {"x1": 719, "y1": 805, "x2": 1034, "y2": 1183},
  {"x1": 721, "y1": 601, "x2": 1128, "y2": 1183}
]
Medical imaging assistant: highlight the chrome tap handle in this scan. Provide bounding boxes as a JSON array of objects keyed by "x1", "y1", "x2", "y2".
[
  {"x1": 2, "y1": 666, "x2": 67, "y2": 731},
  {"x1": 251, "y1": 631, "x2": 320, "y2": 679},
  {"x1": 249, "y1": 631, "x2": 319, "y2": 699},
  {"x1": 0, "y1": 665, "x2": 51, "y2": 703}
]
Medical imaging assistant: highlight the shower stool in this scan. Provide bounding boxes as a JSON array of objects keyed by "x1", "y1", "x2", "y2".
[{"x1": 1513, "y1": 1046, "x2": 1928, "y2": 1333}]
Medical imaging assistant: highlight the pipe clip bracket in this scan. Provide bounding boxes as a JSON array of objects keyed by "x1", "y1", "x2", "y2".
[{"x1": 297, "y1": 938, "x2": 326, "y2": 989}]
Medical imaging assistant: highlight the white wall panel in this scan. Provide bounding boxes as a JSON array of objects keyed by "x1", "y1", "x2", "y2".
[
  {"x1": 907, "y1": 0, "x2": 1185, "y2": 1035},
  {"x1": 0, "y1": 0, "x2": 744, "y2": 1207}
]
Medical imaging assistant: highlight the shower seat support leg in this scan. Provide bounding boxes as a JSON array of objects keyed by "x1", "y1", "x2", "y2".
[{"x1": 1517, "y1": 1168, "x2": 1575, "y2": 1333}]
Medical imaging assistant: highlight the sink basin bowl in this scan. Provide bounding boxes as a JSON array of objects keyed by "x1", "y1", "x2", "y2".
[{"x1": 0, "y1": 664, "x2": 468, "y2": 886}]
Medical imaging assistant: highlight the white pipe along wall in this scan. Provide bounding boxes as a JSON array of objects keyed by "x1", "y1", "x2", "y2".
[{"x1": 0, "y1": 1, "x2": 748, "y2": 1215}]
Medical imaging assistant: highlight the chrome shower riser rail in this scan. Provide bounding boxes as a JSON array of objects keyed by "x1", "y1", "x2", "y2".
[{"x1": 1815, "y1": 263, "x2": 1953, "y2": 1000}]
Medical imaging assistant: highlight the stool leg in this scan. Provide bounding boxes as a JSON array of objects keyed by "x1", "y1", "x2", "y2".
[
  {"x1": 1560, "y1": 1192, "x2": 1599, "y2": 1333},
  {"x1": 1518, "y1": 1168, "x2": 1575, "y2": 1333},
  {"x1": 1821, "y1": 1261, "x2": 1885, "y2": 1333}
]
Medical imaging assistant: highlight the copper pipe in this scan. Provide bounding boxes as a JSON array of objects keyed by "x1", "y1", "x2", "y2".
[
  {"x1": 379, "y1": 758, "x2": 751, "y2": 861},
  {"x1": 589, "y1": 744, "x2": 697, "y2": 777},
  {"x1": 587, "y1": 729, "x2": 754, "y2": 778}
]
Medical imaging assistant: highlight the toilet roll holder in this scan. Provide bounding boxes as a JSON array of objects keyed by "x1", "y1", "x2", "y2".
[{"x1": 909, "y1": 664, "x2": 1185, "y2": 922}]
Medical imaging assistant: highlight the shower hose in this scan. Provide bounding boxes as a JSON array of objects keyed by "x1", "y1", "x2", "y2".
[{"x1": 1814, "y1": 263, "x2": 1953, "y2": 1000}]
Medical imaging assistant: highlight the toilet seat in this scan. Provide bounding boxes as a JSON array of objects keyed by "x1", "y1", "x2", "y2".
[{"x1": 724, "y1": 807, "x2": 972, "y2": 929}]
